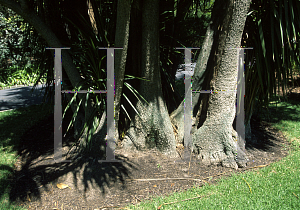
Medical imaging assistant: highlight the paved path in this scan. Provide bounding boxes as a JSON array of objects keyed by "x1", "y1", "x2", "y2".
[{"x1": 0, "y1": 84, "x2": 50, "y2": 112}]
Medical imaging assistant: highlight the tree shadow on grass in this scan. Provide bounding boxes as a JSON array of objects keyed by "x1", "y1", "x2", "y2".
[
  {"x1": 245, "y1": 96, "x2": 299, "y2": 153},
  {"x1": 0, "y1": 104, "x2": 51, "y2": 205},
  {"x1": 7, "y1": 108, "x2": 137, "y2": 205},
  {"x1": 3, "y1": 96, "x2": 298, "y2": 208}
]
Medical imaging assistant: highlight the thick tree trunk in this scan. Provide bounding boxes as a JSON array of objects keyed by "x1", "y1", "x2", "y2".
[
  {"x1": 114, "y1": 0, "x2": 131, "y2": 143},
  {"x1": 122, "y1": 0, "x2": 177, "y2": 157},
  {"x1": 170, "y1": 23, "x2": 215, "y2": 145},
  {"x1": 192, "y1": 0, "x2": 251, "y2": 169}
]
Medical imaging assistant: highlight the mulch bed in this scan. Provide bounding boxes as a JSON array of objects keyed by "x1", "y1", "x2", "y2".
[
  {"x1": 8, "y1": 73, "x2": 300, "y2": 209},
  {"x1": 7, "y1": 107, "x2": 294, "y2": 210}
]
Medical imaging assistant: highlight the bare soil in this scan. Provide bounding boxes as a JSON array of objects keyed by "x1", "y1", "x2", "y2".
[{"x1": 8, "y1": 75, "x2": 299, "y2": 210}]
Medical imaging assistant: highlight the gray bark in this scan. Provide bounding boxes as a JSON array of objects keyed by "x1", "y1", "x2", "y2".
[
  {"x1": 245, "y1": 111, "x2": 253, "y2": 143},
  {"x1": 114, "y1": 0, "x2": 131, "y2": 143},
  {"x1": 170, "y1": 24, "x2": 214, "y2": 145},
  {"x1": 122, "y1": 0, "x2": 177, "y2": 157},
  {"x1": 192, "y1": 0, "x2": 251, "y2": 169}
]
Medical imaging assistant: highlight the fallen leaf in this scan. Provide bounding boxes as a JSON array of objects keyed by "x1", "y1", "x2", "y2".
[{"x1": 56, "y1": 183, "x2": 71, "y2": 189}]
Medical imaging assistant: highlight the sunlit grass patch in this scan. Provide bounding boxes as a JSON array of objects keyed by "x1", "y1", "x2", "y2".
[
  {"x1": 0, "y1": 104, "x2": 52, "y2": 210},
  {"x1": 126, "y1": 98, "x2": 300, "y2": 210}
]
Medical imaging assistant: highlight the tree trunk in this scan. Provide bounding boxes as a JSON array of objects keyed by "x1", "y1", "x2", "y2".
[
  {"x1": 2, "y1": 0, "x2": 251, "y2": 165},
  {"x1": 170, "y1": 23, "x2": 215, "y2": 145},
  {"x1": 114, "y1": 0, "x2": 131, "y2": 143},
  {"x1": 122, "y1": 0, "x2": 177, "y2": 157},
  {"x1": 192, "y1": 0, "x2": 251, "y2": 169}
]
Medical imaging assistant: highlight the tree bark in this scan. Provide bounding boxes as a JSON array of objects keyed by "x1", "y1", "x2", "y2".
[
  {"x1": 114, "y1": 0, "x2": 131, "y2": 143},
  {"x1": 170, "y1": 23, "x2": 215, "y2": 145},
  {"x1": 1, "y1": 0, "x2": 251, "y2": 164},
  {"x1": 192, "y1": 0, "x2": 251, "y2": 169},
  {"x1": 122, "y1": 0, "x2": 177, "y2": 157}
]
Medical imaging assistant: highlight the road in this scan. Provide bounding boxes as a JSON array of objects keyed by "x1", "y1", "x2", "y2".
[{"x1": 0, "y1": 84, "x2": 51, "y2": 112}]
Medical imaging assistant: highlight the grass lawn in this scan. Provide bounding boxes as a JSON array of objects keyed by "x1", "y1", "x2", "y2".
[
  {"x1": 0, "y1": 97, "x2": 299, "y2": 209},
  {"x1": 126, "y1": 98, "x2": 300, "y2": 210},
  {"x1": 0, "y1": 103, "x2": 53, "y2": 209}
]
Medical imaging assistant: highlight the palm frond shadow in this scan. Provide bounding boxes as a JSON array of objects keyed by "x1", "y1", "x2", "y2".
[{"x1": 8, "y1": 110, "x2": 137, "y2": 204}]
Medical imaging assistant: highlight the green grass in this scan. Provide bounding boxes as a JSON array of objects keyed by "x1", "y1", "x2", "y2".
[
  {"x1": 0, "y1": 103, "x2": 52, "y2": 209},
  {"x1": 126, "y1": 98, "x2": 300, "y2": 210},
  {"x1": 0, "y1": 97, "x2": 299, "y2": 209}
]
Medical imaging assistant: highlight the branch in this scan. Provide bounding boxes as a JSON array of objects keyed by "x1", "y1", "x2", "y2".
[
  {"x1": 19, "y1": 0, "x2": 29, "y2": 11},
  {"x1": 0, "y1": 0, "x2": 61, "y2": 48},
  {"x1": 0, "y1": 0, "x2": 83, "y2": 89},
  {"x1": 128, "y1": 177, "x2": 202, "y2": 182},
  {"x1": 0, "y1": 0, "x2": 22, "y2": 14}
]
